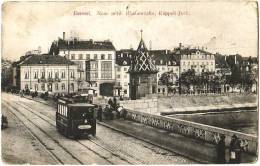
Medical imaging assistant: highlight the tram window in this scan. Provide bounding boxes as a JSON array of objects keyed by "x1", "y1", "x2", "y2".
[
  {"x1": 65, "y1": 107, "x2": 67, "y2": 116},
  {"x1": 61, "y1": 106, "x2": 64, "y2": 115}
]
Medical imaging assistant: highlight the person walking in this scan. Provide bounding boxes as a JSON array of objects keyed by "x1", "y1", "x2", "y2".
[
  {"x1": 97, "y1": 106, "x2": 103, "y2": 122},
  {"x1": 216, "y1": 135, "x2": 226, "y2": 164},
  {"x1": 229, "y1": 135, "x2": 241, "y2": 164}
]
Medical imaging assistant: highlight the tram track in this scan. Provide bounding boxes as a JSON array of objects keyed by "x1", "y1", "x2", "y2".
[
  {"x1": 2, "y1": 101, "x2": 83, "y2": 165},
  {"x1": 4, "y1": 99, "x2": 139, "y2": 165}
]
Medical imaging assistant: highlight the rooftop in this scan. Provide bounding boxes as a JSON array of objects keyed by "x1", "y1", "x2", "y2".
[
  {"x1": 20, "y1": 54, "x2": 75, "y2": 65},
  {"x1": 55, "y1": 38, "x2": 116, "y2": 51}
]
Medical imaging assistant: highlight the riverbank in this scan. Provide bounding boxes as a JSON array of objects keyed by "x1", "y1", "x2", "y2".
[{"x1": 158, "y1": 93, "x2": 257, "y2": 114}]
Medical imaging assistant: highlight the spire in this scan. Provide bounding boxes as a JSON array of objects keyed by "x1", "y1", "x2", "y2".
[
  {"x1": 129, "y1": 30, "x2": 157, "y2": 74},
  {"x1": 140, "y1": 29, "x2": 143, "y2": 39}
]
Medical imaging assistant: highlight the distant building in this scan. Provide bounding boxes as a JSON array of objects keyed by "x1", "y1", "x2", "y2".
[
  {"x1": 16, "y1": 54, "x2": 77, "y2": 94},
  {"x1": 50, "y1": 32, "x2": 116, "y2": 96},
  {"x1": 176, "y1": 45, "x2": 215, "y2": 74},
  {"x1": 151, "y1": 50, "x2": 179, "y2": 94},
  {"x1": 115, "y1": 49, "x2": 133, "y2": 98}
]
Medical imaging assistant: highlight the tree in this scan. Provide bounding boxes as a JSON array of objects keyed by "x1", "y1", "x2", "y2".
[
  {"x1": 177, "y1": 69, "x2": 196, "y2": 94},
  {"x1": 159, "y1": 71, "x2": 174, "y2": 96}
]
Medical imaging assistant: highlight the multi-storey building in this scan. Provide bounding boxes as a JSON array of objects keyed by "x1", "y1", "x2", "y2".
[
  {"x1": 50, "y1": 32, "x2": 116, "y2": 96},
  {"x1": 177, "y1": 47, "x2": 215, "y2": 74},
  {"x1": 18, "y1": 54, "x2": 78, "y2": 94},
  {"x1": 114, "y1": 49, "x2": 132, "y2": 98},
  {"x1": 152, "y1": 50, "x2": 179, "y2": 94}
]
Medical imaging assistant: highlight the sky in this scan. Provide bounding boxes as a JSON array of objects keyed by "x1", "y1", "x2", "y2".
[{"x1": 1, "y1": 1, "x2": 258, "y2": 61}]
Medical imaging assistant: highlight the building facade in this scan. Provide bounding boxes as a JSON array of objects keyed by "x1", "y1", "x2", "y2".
[
  {"x1": 50, "y1": 33, "x2": 116, "y2": 96},
  {"x1": 179, "y1": 48, "x2": 215, "y2": 75},
  {"x1": 152, "y1": 50, "x2": 179, "y2": 94},
  {"x1": 19, "y1": 54, "x2": 78, "y2": 94}
]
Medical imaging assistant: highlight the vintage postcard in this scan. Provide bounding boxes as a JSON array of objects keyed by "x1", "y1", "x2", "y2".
[{"x1": 1, "y1": 0, "x2": 258, "y2": 165}]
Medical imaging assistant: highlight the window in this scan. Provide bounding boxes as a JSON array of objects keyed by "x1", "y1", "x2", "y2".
[
  {"x1": 79, "y1": 54, "x2": 83, "y2": 60},
  {"x1": 158, "y1": 88, "x2": 161, "y2": 93},
  {"x1": 41, "y1": 84, "x2": 45, "y2": 91},
  {"x1": 25, "y1": 84, "x2": 29, "y2": 89},
  {"x1": 211, "y1": 62, "x2": 213, "y2": 65},
  {"x1": 55, "y1": 83, "x2": 59, "y2": 90},
  {"x1": 124, "y1": 82, "x2": 128, "y2": 86},
  {"x1": 24, "y1": 72, "x2": 29, "y2": 79},
  {"x1": 70, "y1": 71, "x2": 74, "y2": 78},
  {"x1": 101, "y1": 54, "x2": 105, "y2": 60},
  {"x1": 124, "y1": 90, "x2": 127, "y2": 94},
  {"x1": 86, "y1": 54, "x2": 90, "y2": 60},
  {"x1": 183, "y1": 62, "x2": 185, "y2": 66},
  {"x1": 41, "y1": 70, "x2": 45, "y2": 79},
  {"x1": 117, "y1": 67, "x2": 120, "y2": 72},
  {"x1": 71, "y1": 54, "x2": 75, "y2": 60},
  {"x1": 117, "y1": 75, "x2": 120, "y2": 78},
  {"x1": 61, "y1": 70, "x2": 65, "y2": 78},
  {"x1": 55, "y1": 70, "x2": 59, "y2": 78},
  {"x1": 48, "y1": 71, "x2": 52, "y2": 78},
  {"x1": 108, "y1": 54, "x2": 112, "y2": 60},
  {"x1": 61, "y1": 83, "x2": 65, "y2": 90},
  {"x1": 101, "y1": 61, "x2": 112, "y2": 79},
  {"x1": 124, "y1": 75, "x2": 127, "y2": 79},
  {"x1": 124, "y1": 67, "x2": 127, "y2": 71},
  {"x1": 94, "y1": 54, "x2": 98, "y2": 60},
  {"x1": 34, "y1": 84, "x2": 38, "y2": 91},
  {"x1": 34, "y1": 70, "x2": 38, "y2": 79}
]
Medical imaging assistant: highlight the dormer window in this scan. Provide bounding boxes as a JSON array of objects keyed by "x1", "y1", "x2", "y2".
[
  {"x1": 160, "y1": 60, "x2": 163, "y2": 65},
  {"x1": 168, "y1": 61, "x2": 171, "y2": 65},
  {"x1": 123, "y1": 61, "x2": 127, "y2": 65},
  {"x1": 196, "y1": 51, "x2": 200, "y2": 54}
]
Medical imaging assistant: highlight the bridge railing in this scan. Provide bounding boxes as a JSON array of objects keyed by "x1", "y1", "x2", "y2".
[{"x1": 125, "y1": 109, "x2": 258, "y2": 155}]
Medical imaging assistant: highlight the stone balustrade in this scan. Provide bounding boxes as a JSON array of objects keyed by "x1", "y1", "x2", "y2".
[{"x1": 125, "y1": 109, "x2": 258, "y2": 155}]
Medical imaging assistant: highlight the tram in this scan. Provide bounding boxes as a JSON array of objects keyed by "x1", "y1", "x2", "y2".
[{"x1": 56, "y1": 97, "x2": 97, "y2": 138}]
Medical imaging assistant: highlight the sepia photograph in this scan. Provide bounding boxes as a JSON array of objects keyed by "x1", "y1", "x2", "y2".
[{"x1": 1, "y1": 0, "x2": 258, "y2": 164}]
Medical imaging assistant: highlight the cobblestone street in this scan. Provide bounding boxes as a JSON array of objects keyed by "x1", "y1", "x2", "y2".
[{"x1": 1, "y1": 93, "x2": 196, "y2": 164}]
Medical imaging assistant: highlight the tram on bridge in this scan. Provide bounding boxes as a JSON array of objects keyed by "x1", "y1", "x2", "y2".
[{"x1": 56, "y1": 96, "x2": 97, "y2": 139}]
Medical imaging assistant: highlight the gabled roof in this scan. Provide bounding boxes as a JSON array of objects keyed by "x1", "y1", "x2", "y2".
[
  {"x1": 116, "y1": 49, "x2": 180, "y2": 66},
  {"x1": 20, "y1": 54, "x2": 75, "y2": 65},
  {"x1": 128, "y1": 38, "x2": 157, "y2": 73},
  {"x1": 57, "y1": 38, "x2": 115, "y2": 51},
  {"x1": 175, "y1": 48, "x2": 213, "y2": 55}
]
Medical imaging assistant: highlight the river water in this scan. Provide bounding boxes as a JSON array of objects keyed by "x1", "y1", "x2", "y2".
[{"x1": 168, "y1": 110, "x2": 258, "y2": 136}]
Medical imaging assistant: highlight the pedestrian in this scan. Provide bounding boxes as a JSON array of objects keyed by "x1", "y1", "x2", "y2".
[
  {"x1": 229, "y1": 135, "x2": 241, "y2": 164},
  {"x1": 216, "y1": 135, "x2": 226, "y2": 164},
  {"x1": 97, "y1": 106, "x2": 103, "y2": 122},
  {"x1": 108, "y1": 98, "x2": 113, "y2": 107}
]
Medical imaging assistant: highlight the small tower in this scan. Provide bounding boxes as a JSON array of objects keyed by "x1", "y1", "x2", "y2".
[{"x1": 128, "y1": 30, "x2": 158, "y2": 100}]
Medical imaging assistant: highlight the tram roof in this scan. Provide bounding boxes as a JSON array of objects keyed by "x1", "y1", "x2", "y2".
[{"x1": 68, "y1": 103, "x2": 95, "y2": 107}]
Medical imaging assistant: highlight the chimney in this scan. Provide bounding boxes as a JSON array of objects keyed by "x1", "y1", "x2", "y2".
[
  {"x1": 166, "y1": 50, "x2": 168, "y2": 54},
  {"x1": 235, "y1": 55, "x2": 237, "y2": 64},
  {"x1": 63, "y1": 32, "x2": 65, "y2": 40},
  {"x1": 224, "y1": 55, "x2": 226, "y2": 61}
]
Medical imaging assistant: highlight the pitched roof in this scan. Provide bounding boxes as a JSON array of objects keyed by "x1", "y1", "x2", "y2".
[
  {"x1": 56, "y1": 38, "x2": 116, "y2": 51},
  {"x1": 20, "y1": 54, "x2": 75, "y2": 65},
  {"x1": 128, "y1": 39, "x2": 157, "y2": 73},
  {"x1": 116, "y1": 49, "x2": 179, "y2": 66},
  {"x1": 116, "y1": 49, "x2": 133, "y2": 66},
  {"x1": 174, "y1": 48, "x2": 213, "y2": 55},
  {"x1": 150, "y1": 51, "x2": 179, "y2": 66}
]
